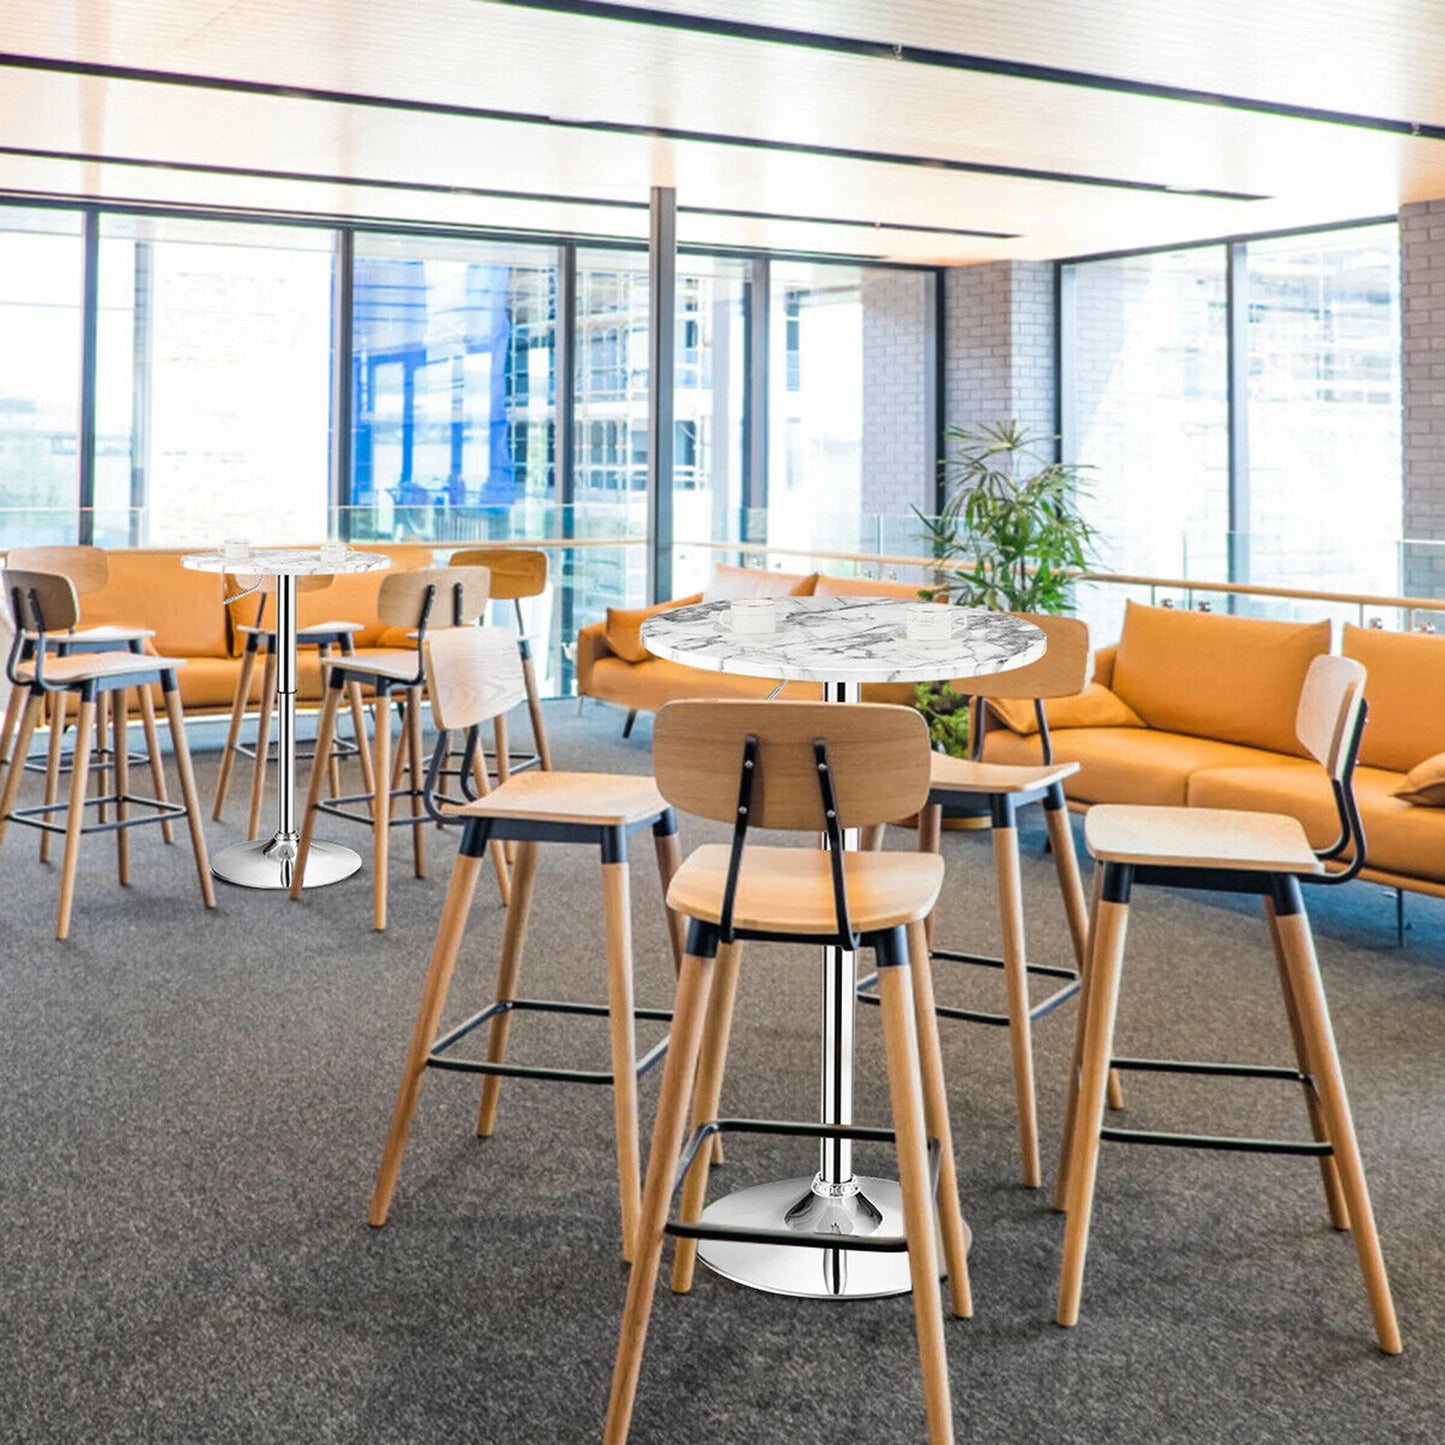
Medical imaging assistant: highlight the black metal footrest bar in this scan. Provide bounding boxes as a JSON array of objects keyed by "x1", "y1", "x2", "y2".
[
  {"x1": 425, "y1": 997, "x2": 673, "y2": 1086},
  {"x1": 664, "y1": 1117, "x2": 941, "y2": 1253},
  {"x1": 7, "y1": 793, "x2": 188, "y2": 835},
  {"x1": 858, "y1": 951, "x2": 1080, "y2": 1027},
  {"x1": 234, "y1": 736, "x2": 361, "y2": 763},
  {"x1": 314, "y1": 790, "x2": 435, "y2": 830},
  {"x1": 1099, "y1": 1126, "x2": 1331, "y2": 1156},
  {"x1": 1110, "y1": 1056, "x2": 1309, "y2": 1083},
  {"x1": 24, "y1": 746, "x2": 148, "y2": 776}
]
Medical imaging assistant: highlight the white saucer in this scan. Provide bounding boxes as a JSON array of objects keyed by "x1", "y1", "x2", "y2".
[{"x1": 893, "y1": 625, "x2": 966, "y2": 649}]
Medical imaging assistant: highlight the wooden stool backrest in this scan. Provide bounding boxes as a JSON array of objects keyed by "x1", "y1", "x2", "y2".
[
  {"x1": 1297, "y1": 654, "x2": 1367, "y2": 782},
  {"x1": 377, "y1": 566, "x2": 491, "y2": 630},
  {"x1": 450, "y1": 548, "x2": 547, "y2": 600},
  {"x1": 5, "y1": 569, "x2": 81, "y2": 633},
  {"x1": 6, "y1": 545, "x2": 108, "y2": 596},
  {"x1": 653, "y1": 699, "x2": 931, "y2": 831},
  {"x1": 423, "y1": 626, "x2": 527, "y2": 732},
  {"x1": 962, "y1": 612, "x2": 1088, "y2": 700}
]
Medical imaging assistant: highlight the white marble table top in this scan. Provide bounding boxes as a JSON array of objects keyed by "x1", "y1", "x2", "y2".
[
  {"x1": 180, "y1": 547, "x2": 392, "y2": 577},
  {"x1": 640, "y1": 596, "x2": 1046, "y2": 684}
]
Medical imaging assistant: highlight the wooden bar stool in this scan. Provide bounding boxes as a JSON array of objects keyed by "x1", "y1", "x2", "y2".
[
  {"x1": 212, "y1": 572, "x2": 376, "y2": 839},
  {"x1": 1056, "y1": 655, "x2": 1400, "y2": 1354},
  {"x1": 860, "y1": 612, "x2": 1117, "y2": 1190},
  {"x1": 0, "y1": 570, "x2": 214, "y2": 940},
  {"x1": 450, "y1": 548, "x2": 552, "y2": 779},
  {"x1": 289, "y1": 566, "x2": 493, "y2": 930},
  {"x1": 367, "y1": 624, "x2": 686, "y2": 1261},
  {"x1": 1, "y1": 544, "x2": 173, "y2": 856},
  {"x1": 604, "y1": 700, "x2": 969, "y2": 1445}
]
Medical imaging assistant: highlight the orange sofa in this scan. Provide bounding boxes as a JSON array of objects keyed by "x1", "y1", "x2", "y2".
[
  {"x1": 980, "y1": 600, "x2": 1445, "y2": 898},
  {"x1": 576, "y1": 565, "x2": 945, "y2": 713},
  {"x1": 64, "y1": 544, "x2": 434, "y2": 714}
]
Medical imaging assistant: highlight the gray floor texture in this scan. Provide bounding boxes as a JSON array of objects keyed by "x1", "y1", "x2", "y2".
[{"x1": 2, "y1": 702, "x2": 1443, "y2": 1444}]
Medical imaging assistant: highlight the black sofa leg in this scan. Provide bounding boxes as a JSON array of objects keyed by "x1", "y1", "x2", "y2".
[{"x1": 621, "y1": 708, "x2": 638, "y2": 740}]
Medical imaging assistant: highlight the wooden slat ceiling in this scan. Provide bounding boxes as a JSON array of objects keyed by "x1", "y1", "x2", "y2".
[{"x1": 0, "y1": 0, "x2": 1441, "y2": 263}]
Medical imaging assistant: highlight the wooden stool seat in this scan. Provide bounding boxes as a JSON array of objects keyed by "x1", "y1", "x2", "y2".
[
  {"x1": 1056, "y1": 656, "x2": 1400, "y2": 1355},
  {"x1": 14, "y1": 651, "x2": 187, "y2": 686},
  {"x1": 1085, "y1": 803, "x2": 1325, "y2": 874},
  {"x1": 929, "y1": 754, "x2": 1079, "y2": 794},
  {"x1": 669, "y1": 844, "x2": 945, "y2": 935},
  {"x1": 445, "y1": 770, "x2": 669, "y2": 828},
  {"x1": 320, "y1": 647, "x2": 434, "y2": 683},
  {"x1": 26, "y1": 623, "x2": 154, "y2": 648}
]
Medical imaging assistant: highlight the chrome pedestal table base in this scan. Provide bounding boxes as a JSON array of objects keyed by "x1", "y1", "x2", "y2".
[{"x1": 210, "y1": 834, "x2": 361, "y2": 890}]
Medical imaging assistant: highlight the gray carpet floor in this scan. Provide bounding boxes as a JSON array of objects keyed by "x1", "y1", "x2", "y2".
[{"x1": 1, "y1": 702, "x2": 1443, "y2": 1444}]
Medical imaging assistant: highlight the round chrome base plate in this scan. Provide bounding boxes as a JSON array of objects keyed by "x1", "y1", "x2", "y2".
[
  {"x1": 211, "y1": 836, "x2": 362, "y2": 890},
  {"x1": 695, "y1": 1175, "x2": 966, "y2": 1300}
]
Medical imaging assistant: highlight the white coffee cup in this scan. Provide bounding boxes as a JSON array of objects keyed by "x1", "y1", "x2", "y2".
[
  {"x1": 222, "y1": 538, "x2": 251, "y2": 562},
  {"x1": 906, "y1": 603, "x2": 953, "y2": 642},
  {"x1": 318, "y1": 542, "x2": 350, "y2": 567},
  {"x1": 730, "y1": 597, "x2": 778, "y2": 635}
]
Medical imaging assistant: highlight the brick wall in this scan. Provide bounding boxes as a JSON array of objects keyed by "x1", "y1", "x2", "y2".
[
  {"x1": 1401, "y1": 199, "x2": 1445, "y2": 598},
  {"x1": 860, "y1": 270, "x2": 931, "y2": 516}
]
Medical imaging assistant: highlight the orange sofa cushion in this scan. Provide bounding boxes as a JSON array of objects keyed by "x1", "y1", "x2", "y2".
[
  {"x1": 1187, "y1": 762, "x2": 1445, "y2": 885},
  {"x1": 1109, "y1": 601, "x2": 1330, "y2": 758},
  {"x1": 80, "y1": 550, "x2": 230, "y2": 658},
  {"x1": 813, "y1": 574, "x2": 932, "y2": 601},
  {"x1": 987, "y1": 683, "x2": 1143, "y2": 736},
  {"x1": 701, "y1": 564, "x2": 817, "y2": 601},
  {"x1": 982, "y1": 725, "x2": 1288, "y2": 807},
  {"x1": 605, "y1": 593, "x2": 704, "y2": 663},
  {"x1": 1342, "y1": 623, "x2": 1445, "y2": 773}
]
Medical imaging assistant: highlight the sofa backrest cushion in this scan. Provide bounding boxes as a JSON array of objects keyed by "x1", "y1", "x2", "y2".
[
  {"x1": 81, "y1": 550, "x2": 230, "y2": 658},
  {"x1": 813, "y1": 573, "x2": 932, "y2": 600},
  {"x1": 1342, "y1": 622, "x2": 1445, "y2": 772},
  {"x1": 702, "y1": 564, "x2": 817, "y2": 601},
  {"x1": 1109, "y1": 601, "x2": 1330, "y2": 758},
  {"x1": 605, "y1": 593, "x2": 704, "y2": 662}
]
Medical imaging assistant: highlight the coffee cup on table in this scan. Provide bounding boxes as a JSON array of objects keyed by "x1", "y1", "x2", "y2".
[
  {"x1": 906, "y1": 603, "x2": 953, "y2": 642},
  {"x1": 318, "y1": 542, "x2": 350, "y2": 567},
  {"x1": 222, "y1": 538, "x2": 251, "y2": 562},
  {"x1": 729, "y1": 597, "x2": 778, "y2": 635}
]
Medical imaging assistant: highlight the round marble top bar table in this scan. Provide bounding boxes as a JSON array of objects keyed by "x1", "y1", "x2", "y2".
[
  {"x1": 642, "y1": 595, "x2": 1046, "y2": 1299},
  {"x1": 182, "y1": 548, "x2": 391, "y2": 890}
]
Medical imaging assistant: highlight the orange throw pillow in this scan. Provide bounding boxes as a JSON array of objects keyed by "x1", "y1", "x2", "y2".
[
  {"x1": 987, "y1": 683, "x2": 1144, "y2": 736},
  {"x1": 1392, "y1": 753, "x2": 1445, "y2": 807},
  {"x1": 605, "y1": 593, "x2": 704, "y2": 663}
]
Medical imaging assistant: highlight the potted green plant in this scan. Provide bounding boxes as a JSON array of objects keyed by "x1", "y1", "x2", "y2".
[{"x1": 913, "y1": 420, "x2": 1098, "y2": 756}]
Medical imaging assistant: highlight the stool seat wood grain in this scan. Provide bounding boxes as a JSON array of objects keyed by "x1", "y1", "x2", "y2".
[
  {"x1": 444, "y1": 770, "x2": 670, "y2": 828},
  {"x1": 1085, "y1": 804, "x2": 1324, "y2": 873},
  {"x1": 928, "y1": 754, "x2": 1078, "y2": 794}
]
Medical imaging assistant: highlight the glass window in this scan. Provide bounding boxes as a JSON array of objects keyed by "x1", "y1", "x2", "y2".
[
  {"x1": 349, "y1": 234, "x2": 557, "y2": 544},
  {"x1": 0, "y1": 208, "x2": 83, "y2": 546},
  {"x1": 96, "y1": 215, "x2": 334, "y2": 547},
  {"x1": 1243, "y1": 225, "x2": 1400, "y2": 597},
  {"x1": 1064, "y1": 246, "x2": 1230, "y2": 599}
]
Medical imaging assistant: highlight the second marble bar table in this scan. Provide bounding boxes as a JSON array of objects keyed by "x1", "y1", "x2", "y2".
[
  {"x1": 641, "y1": 594, "x2": 1046, "y2": 1299},
  {"x1": 181, "y1": 547, "x2": 391, "y2": 890}
]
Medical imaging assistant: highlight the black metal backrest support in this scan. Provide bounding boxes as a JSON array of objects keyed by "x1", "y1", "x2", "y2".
[
  {"x1": 716, "y1": 732, "x2": 856, "y2": 949},
  {"x1": 450, "y1": 580, "x2": 465, "y2": 629},
  {"x1": 1034, "y1": 697, "x2": 1055, "y2": 766},
  {"x1": 1311, "y1": 697, "x2": 1369, "y2": 885}
]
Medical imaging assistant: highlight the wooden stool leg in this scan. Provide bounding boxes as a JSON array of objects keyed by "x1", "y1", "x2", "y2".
[
  {"x1": 467, "y1": 741, "x2": 511, "y2": 906},
  {"x1": 369, "y1": 849, "x2": 486, "y2": 1226},
  {"x1": 993, "y1": 811, "x2": 1041, "y2": 1188},
  {"x1": 520, "y1": 645, "x2": 552, "y2": 770},
  {"x1": 1046, "y1": 797, "x2": 1089, "y2": 971},
  {"x1": 161, "y1": 680, "x2": 215, "y2": 910},
  {"x1": 906, "y1": 920, "x2": 972, "y2": 1319},
  {"x1": 55, "y1": 694, "x2": 96, "y2": 940},
  {"x1": 671, "y1": 939, "x2": 742, "y2": 1293},
  {"x1": 476, "y1": 840, "x2": 540, "y2": 1135},
  {"x1": 917, "y1": 801, "x2": 942, "y2": 950},
  {"x1": 493, "y1": 713, "x2": 514, "y2": 866},
  {"x1": 113, "y1": 687, "x2": 130, "y2": 885},
  {"x1": 389, "y1": 698, "x2": 409, "y2": 791},
  {"x1": 247, "y1": 646, "x2": 277, "y2": 842},
  {"x1": 407, "y1": 687, "x2": 426, "y2": 880},
  {"x1": 289, "y1": 682, "x2": 343, "y2": 901},
  {"x1": 602, "y1": 858, "x2": 642, "y2": 1261},
  {"x1": 879, "y1": 962, "x2": 955, "y2": 1445},
  {"x1": 136, "y1": 684, "x2": 173, "y2": 845},
  {"x1": 1273, "y1": 899, "x2": 1401, "y2": 1354},
  {"x1": 1057, "y1": 889, "x2": 1131, "y2": 1326},
  {"x1": 651, "y1": 824, "x2": 686, "y2": 976},
  {"x1": 1265, "y1": 897, "x2": 1350, "y2": 1231},
  {"x1": 0, "y1": 691, "x2": 44, "y2": 849},
  {"x1": 39, "y1": 689, "x2": 68, "y2": 863},
  {"x1": 372, "y1": 687, "x2": 392, "y2": 931},
  {"x1": 860, "y1": 822, "x2": 886, "y2": 851},
  {"x1": 0, "y1": 682, "x2": 26, "y2": 806},
  {"x1": 345, "y1": 679, "x2": 376, "y2": 811},
  {"x1": 213, "y1": 638, "x2": 258, "y2": 821},
  {"x1": 1055, "y1": 862, "x2": 1105, "y2": 1212},
  {"x1": 603, "y1": 949, "x2": 716, "y2": 1445}
]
